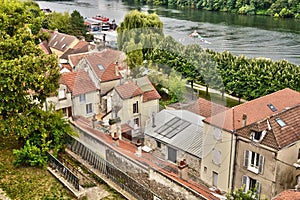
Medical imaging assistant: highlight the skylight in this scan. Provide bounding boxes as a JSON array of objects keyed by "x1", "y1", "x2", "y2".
[
  {"x1": 276, "y1": 118, "x2": 286, "y2": 127},
  {"x1": 97, "y1": 64, "x2": 104, "y2": 70},
  {"x1": 267, "y1": 103, "x2": 277, "y2": 112},
  {"x1": 155, "y1": 117, "x2": 191, "y2": 139}
]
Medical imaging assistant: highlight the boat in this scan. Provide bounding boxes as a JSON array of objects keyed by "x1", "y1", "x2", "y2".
[
  {"x1": 84, "y1": 16, "x2": 117, "y2": 32},
  {"x1": 92, "y1": 15, "x2": 110, "y2": 22}
]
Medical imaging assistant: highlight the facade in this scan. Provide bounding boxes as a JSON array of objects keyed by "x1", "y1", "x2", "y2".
[
  {"x1": 234, "y1": 104, "x2": 300, "y2": 199},
  {"x1": 58, "y1": 69, "x2": 99, "y2": 118},
  {"x1": 103, "y1": 76, "x2": 161, "y2": 140},
  {"x1": 144, "y1": 109, "x2": 204, "y2": 178},
  {"x1": 201, "y1": 88, "x2": 300, "y2": 196}
]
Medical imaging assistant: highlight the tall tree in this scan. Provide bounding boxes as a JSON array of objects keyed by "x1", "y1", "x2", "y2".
[
  {"x1": 117, "y1": 10, "x2": 164, "y2": 72},
  {"x1": 0, "y1": 0, "x2": 73, "y2": 166}
]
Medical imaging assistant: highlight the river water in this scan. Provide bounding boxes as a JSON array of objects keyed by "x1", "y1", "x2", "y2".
[{"x1": 37, "y1": 0, "x2": 300, "y2": 66}]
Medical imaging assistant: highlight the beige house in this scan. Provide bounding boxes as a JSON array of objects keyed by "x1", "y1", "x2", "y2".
[
  {"x1": 234, "y1": 104, "x2": 300, "y2": 200},
  {"x1": 103, "y1": 76, "x2": 161, "y2": 140},
  {"x1": 201, "y1": 88, "x2": 300, "y2": 196}
]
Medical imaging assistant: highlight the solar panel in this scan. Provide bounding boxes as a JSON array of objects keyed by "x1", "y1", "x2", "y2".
[{"x1": 155, "y1": 117, "x2": 191, "y2": 139}]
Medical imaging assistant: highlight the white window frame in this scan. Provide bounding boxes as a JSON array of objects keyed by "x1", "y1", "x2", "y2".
[
  {"x1": 133, "y1": 101, "x2": 139, "y2": 114},
  {"x1": 213, "y1": 127, "x2": 222, "y2": 141},
  {"x1": 86, "y1": 103, "x2": 93, "y2": 114},
  {"x1": 242, "y1": 175, "x2": 261, "y2": 197},
  {"x1": 244, "y1": 150, "x2": 264, "y2": 174},
  {"x1": 58, "y1": 89, "x2": 66, "y2": 100},
  {"x1": 79, "y1": 94, "x2": 86, "y2": 103}
]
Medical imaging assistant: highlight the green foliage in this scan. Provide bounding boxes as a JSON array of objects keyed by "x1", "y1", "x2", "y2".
[
  {"x1": 165, "y1": 70, "x2": 187, "y2": 102},
  {"x1": 125, "y1": 0, "x2": 300, "y2": 18},
  {"x1": 117, "y1": 10, "x2": 164, "y2": 70},
  {"x1": 227, "y1": 185, "x2": 258, "y2": 200},
  {"x1": 0, "y1": 0, "x2": 75, "y2": 167},
  {"x1": 43, "y1": 10, "x2": 86, "y2": 37}
]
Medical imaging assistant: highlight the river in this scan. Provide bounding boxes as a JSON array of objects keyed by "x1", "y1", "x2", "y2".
[{"x1": 36, "y1": 0, "x2": 300, "y2": 66}]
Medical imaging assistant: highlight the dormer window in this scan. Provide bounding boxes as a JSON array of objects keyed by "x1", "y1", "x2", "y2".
[{"x1": 251, "y1": 130, "x2": 267, "y2": 142}]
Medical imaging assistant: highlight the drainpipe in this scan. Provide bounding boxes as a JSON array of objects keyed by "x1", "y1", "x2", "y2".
[{"x1": 228, "y1": 107, "x2": 236, "y2": 191}]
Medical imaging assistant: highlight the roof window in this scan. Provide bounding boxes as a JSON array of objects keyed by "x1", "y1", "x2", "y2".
[
  {"x1": 97, "y1": 64, "x2": 104, "y2": 70},
  {"x1": 267, "y1": 103, "x2": 277, "y2": 112},
  {"x1": 276, "y1": 118, "x2": 286, "y2": 127}
]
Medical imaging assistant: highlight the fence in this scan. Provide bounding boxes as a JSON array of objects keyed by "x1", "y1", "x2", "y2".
[
  {"x1": 47, "y1": 151, "x2": 80, "y2": 190},
  {"x1": 68, "y1": 136, "x2": 156, "y2": 200}
]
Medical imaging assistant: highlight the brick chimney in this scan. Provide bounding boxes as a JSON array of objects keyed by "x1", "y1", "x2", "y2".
[
  {"x1": 242, "y1": 113, "x2": 247, "y2": 127},
  {"x1": 135, "y1": 139, "x2": 142, "y2": 157},
  {"x1": 178, "y1": 159, "x2": 188, "y2": 180},
  {"x1": 112, "y1": 132, "x2": 119, "y2": 146}
]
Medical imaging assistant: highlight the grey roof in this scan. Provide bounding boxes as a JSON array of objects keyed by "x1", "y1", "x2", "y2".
[{"x1": 144, "y1": 109, "x2": 205, "y2": 158}]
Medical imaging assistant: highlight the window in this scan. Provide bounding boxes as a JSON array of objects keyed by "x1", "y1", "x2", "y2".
[
  {"x1": 213, "y1": 127, "x2": 222, "y2": 140},
  {"x1": 242, "y1": 175, "x2": 261, "y2": 197},
  {"x1": 134, "y1": 118, "x2": 140, "y2": 127},
  {"x1": 251, "y1": 130, "x2": 267, "y2": 142},
  {"x1": 204, "y1": 166, "x2": 207, "y2": 174},
  {"x1": 156, "y1": 140, "x2": 161, "y2": 149},
  {"x1": 86, "y1": 103, "x2": 93, "y2": 114},
  {"x1": 244, "y1": 150, "x2": 264, "y2": 174},
  {"x1": 79, "y1": 94, "x2": 86, "y2": 103},
  {"x1": 58, "y1": 89, "x2": 66, "y2": 100},
  {"x1": 276, "y1": 118, "x2": 286, "y2": 127},
  {"x1": 62, "y1": 108, "x2": 67, "y2": 117},
  {"x1": 212, "y1": 149, "x2": 221, "y2": 165},
  {"x1": 267, "y1": 103, "x2": 277, "y2": 112},
  {"x1": 213, "y1": 171, "x2": 218, "y2": 187},
  {"x1": 133, "y1": 101, "x2": 139, "y2": 114}
]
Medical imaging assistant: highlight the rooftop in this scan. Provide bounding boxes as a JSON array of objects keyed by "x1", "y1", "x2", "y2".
[{"x1": 204, "y1": 88, "x2": 300, "y2": 132}]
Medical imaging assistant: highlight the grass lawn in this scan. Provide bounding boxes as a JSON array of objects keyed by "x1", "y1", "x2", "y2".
[{"x1": 0, "y1": 135, "x2": 76, "y2": 200}]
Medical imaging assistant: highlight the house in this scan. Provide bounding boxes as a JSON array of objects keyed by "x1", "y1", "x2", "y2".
[
  {"x1": 234, "y1": 104, "x2": 300, "y2": 199},
  {"x1": 48, "y1": 30, "x2": 81, "y2": 58},
  {"x1": 44, "y1": 69, "x2": 99, "y2": 118},
  {"x1": 144, "y1": 109, "x2": 204, "y2": 179},
  {"x1": 104, "y1": 76, "x2": 161, "y2": 140},
  {"x1": 272, "y1": 189, "x2": 300, "y2": 200},
  {"x1": 201, "y1": 88, "x2": 300, "y2": 196}
]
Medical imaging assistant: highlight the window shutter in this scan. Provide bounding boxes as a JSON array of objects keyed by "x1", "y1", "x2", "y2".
[
  {"x1": 258, "y1": 155, "x2": 264, "y2": 174},
  {"x1": 244, "y1": 150, "x2": 249, "y2": 167},
  {"x1": 256, "y1": 181, "x2": 261, "y2": 199},
  {"x1": 242, "y1": 175, "x2": 248, "y2": 192}
]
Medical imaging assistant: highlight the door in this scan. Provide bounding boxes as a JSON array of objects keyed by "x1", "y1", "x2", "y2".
[{"x1": 167, "y1": 146, "x2": 177, "y2": 163}]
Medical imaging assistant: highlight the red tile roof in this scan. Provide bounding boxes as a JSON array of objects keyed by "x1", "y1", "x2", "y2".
[
  {"x1": 68, "y1": 49, "x2": 124, "y2": 82},
  {"x1": 60, "y1": 69, "x2": 98, "y2": 96},
  {"x1": 205, "y1": 88, "x2": 300, "y2": 132},
  {"x1": 272, "y1": 189, "x2": 300, "y2": 200},
  {"x1": 115, "y1": 81, "x2": 143, "y2": 99},
  {"x1": 141, "y1": 77, "x2": 161, "y2": 102},
  {"x1": 237, "y1": 104, "x2": 300, "y2": 150},
  {"x1": 48, "y1": 31, "x2": 78, "y2": 52},
  {"x1": 187, "y1": 97, "x2": 228, "y2": 118},
  {"x1": 39, "y1": 41, "x2": 52, "y2": 54}
]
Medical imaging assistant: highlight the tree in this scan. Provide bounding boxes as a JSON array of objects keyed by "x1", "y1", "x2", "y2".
[
  {"x1": 68, "y1": 10, "x2": 87, "y2": 37},
  {"x1": 0, "y1": 0, "x2": 74, "y2": 167},
  {"x1": 117, "y1": 10, "x2": 164, "y2": 71}
]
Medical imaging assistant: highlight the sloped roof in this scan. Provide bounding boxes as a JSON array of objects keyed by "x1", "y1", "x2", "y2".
[
  {"x1": 69, "y1": 49, "x2": 124, "y2": 82},
  {"x1": 60, "y1": 69, "x2": 98, "y2": 96},
  {"x1": 187, "y1": 97, "x2": 228, "y2": 118},
  {"x1": 144, "y1": 110, "x2": 205, "y2": 158},
  {"x1": 115, "y1": 81, "x2": 143, "y2": 99},
  {"x1": 136, "y1": 76, "x2": 161, "y2": 102},
  {"x1": 272, "y1": 189, "x2": 300, "y2": 200},
  {"x1": 48, "y1": 31, "x2": 78, "y2": 52},
  {"x1": 237, "y1": 104, "x2": 300, "y2": 150},
  {"x1": 204, "y1": 88, "x2": 300, "y2": 132},
  {"x1": 39, "y1": 41, "x2": 52, "y2": 54},
  {"x1": 115, "y1": 77, "x2": 161, "y2": 101},
  {"x1": 60, "y1": 40, "x2": 90, "y2": 60}
]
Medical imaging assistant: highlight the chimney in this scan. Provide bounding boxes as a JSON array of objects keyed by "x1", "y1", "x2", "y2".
[
  {"x1": 115, "y1": 62, "x2": 119, "y2": 76},
  {"x1": 135, "y1": 139, "x2": 142, "y2": 157},
  {"x1": 242, "y1": 113, "x2": 247, "y2": 127},
  {"x1": 112, "y1": 132, "x2": 119, "y2": 146},
  {"x1": 152, "y1": 112, "x2": 156, "y2": 128},
  {"x1": 178, "y1": 159, "x2": 188, "y2": 180}
]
